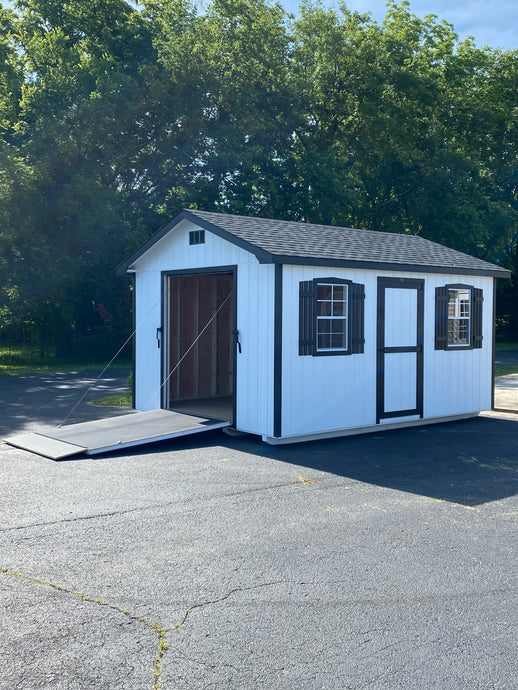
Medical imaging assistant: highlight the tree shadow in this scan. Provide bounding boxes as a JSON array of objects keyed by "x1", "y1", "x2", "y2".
[{"x1": 0, "y1": 371, "x2": 132, "y2": 437}]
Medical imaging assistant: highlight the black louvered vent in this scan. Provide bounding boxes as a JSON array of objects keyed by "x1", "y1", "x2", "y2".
[{"x1": 189, "y1": 229, "x2": 205, "y2": 245}]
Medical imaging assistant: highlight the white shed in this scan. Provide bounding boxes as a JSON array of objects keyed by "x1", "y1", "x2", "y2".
[{"x1": 117, "y1": 209, "x2": 511, "y2": 444}]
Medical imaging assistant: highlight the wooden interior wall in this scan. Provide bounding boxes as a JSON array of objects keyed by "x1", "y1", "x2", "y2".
[{"x1": 167, "y1": 273, "x2": 233, "y2": 402}]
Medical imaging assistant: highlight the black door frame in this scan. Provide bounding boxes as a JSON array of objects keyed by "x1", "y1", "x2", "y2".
[
  {"x1": 161, "y1": 265, "x2": 238, "y2": 425},
  {"x1": 376, "y1": 277, "x2": 424, "y2": 423}
]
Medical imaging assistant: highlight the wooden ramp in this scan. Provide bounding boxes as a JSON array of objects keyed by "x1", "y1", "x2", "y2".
[{"x1": 4, "y1": 409, "x2": 231, "y2": 460}]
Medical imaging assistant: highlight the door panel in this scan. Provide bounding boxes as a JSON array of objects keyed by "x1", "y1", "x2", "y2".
[
  {"x1": 383, "y1": 351, "x2": 417, "y2": 412},
  {"x1": 377, "y1": 278, "x2": 424, "y2": 423},
  {"x1": 384, "y1": 288, "x2": 417, "y2": 347}
]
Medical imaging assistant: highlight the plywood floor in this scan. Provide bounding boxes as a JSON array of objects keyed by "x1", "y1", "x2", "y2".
[{"x1": 170, "y1": 396, "x2": 233, "y2": 421}]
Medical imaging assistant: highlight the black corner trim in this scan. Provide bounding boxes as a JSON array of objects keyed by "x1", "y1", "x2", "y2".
[{"x1": 273, "y1": 264, "x2": 283, "y2": 438}]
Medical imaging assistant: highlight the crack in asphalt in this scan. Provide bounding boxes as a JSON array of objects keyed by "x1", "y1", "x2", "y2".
[
  {"x1": 3, "y1": 563, "x2": 517, "y2": 687},
  {"x1": 0, "y1": 476, "x2": 317, "y2": 534},
  {"x1": 0, "y1": 566, "x2": 167, "y2": 689},
  {"x1": 0, "y1": 566, "x2": 286, "y2": 689}
]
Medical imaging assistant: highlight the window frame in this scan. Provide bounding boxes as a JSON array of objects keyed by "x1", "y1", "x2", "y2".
[
  {"x1": 435, "y1": 283, "x2": 483, "y2": 351},
  {"x1": 315, "y1": 280, "x2": 350, "y2": 353},
  {"x1": 447, "y1": 287, "x2": 471, "y2": 348},
  {"x1": 189, "y1": 229, "x2": 205, "y2": 245}
]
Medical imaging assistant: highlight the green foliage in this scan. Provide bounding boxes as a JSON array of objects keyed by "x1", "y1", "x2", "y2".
[{"x1": 0, "y1": 0, "x2": 517, "y2": 350}]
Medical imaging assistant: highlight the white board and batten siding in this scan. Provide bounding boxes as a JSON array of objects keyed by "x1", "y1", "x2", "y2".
[
  {"x1": 423, "y1": 273, "x2": 493, "y2": 419},
  {"x1": 280, "y1": 265, "x2": 494, "y2": 439},
  {"x1": 131, "y1": 219, "x2": 277, "y2": 437}
]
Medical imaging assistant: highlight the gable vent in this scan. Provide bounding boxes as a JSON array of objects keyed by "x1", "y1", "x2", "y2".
[{"x1": 189, "y1": 229, "x2": 205, "y2": 245}]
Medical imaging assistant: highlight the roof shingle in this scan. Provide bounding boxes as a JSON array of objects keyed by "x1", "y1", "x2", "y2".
[
  {"x1": 117, "y1": 209, "x2": 511, "y2": 278},
  {"x1": 186, "y1": 209, "x2": 510, "y2": 277}
]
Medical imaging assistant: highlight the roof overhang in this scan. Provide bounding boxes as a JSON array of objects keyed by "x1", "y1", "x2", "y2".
[
  {"x1": 117, "y1": 209, "x2": 512, "y2": 280},
  {"x1": 264, "y1": 255, "x2": 512, "y2": 278},
  {"x1": 116, "y1": 209, "x2": 271, "y2": 275}
]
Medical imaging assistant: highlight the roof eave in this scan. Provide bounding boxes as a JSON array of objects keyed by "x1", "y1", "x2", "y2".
[
  {"x1": 265, "y1": 254, "x2": 511, "y2": 278},
  {"x1": 116, "y1": 209, "x2": 273, "y2": 275}
]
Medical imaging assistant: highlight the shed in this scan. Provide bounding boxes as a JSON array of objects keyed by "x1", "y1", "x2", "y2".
[{"x1": 117, "y1": 209, "x2": 511, "y2": 444}]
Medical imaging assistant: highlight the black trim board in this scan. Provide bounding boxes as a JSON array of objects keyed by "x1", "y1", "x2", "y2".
[
  {"x1": 131, "y1": 273, "x2": 136, "y2": 409},
  {"x1": 267, "y1": 255, "x2": 509, "y2": 278},
  {"x1": 273, "y1": 264, "x2": 283, "y2": 438},
  {"x1": 492, "y1": 277, "x2": 496, "y2": 410},
  {"x1": 376, "y1": 277, "x2": 424, "y2": 424},
  {"x1": 117, "y1": 210, "x2": 272, "y2": 275}
]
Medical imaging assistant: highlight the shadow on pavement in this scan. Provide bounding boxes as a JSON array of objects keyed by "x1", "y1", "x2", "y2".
[
  {"x1": 0, "y1": 371, "x2": 133, "y2": 437},
  {"x1": 115, "y1": 414, "x2": 518, "y2": 508},
  {"x1": 2, "y1": 372, "x2": 517, "y2": 508}
]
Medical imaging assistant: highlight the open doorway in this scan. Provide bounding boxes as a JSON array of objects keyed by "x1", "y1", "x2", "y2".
[{"x1": 163, "y1": 270, "x2": 235, "y2": 422}]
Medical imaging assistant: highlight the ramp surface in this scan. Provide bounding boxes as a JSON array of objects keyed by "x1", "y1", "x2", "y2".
[{"x1": 5, "y1": 409, "x2": 230, "y2": 459}]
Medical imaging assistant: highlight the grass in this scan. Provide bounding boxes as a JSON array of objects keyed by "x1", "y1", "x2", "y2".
[
  {"x1": 495, "y1": 342, "x2": 518, "y2": 376},
  {"x1": 495, "y1": 341, "x2": 518, "y2": 351},
  {"x1": 0, "y1": 343, "x2": 131, "y2": 376},
  {"x1": 495, "y1": 366, "x2": 518, "y2": 377},
  {"x1": 91, "y1": 393, "x2": 132, "y2": 407}
]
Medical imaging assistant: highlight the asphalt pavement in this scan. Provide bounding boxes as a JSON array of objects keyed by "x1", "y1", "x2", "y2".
[
  {"x1": 0, "y1": 371, "x2": 517, "y2": 689},
  {"x1": 495, "y1": 349, "x2": 518, "y2": 367}
]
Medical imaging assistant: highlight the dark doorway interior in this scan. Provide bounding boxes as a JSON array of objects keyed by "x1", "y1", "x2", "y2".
[{"x1": 165, "y1": 272, "x2": 234, "y2": 421}]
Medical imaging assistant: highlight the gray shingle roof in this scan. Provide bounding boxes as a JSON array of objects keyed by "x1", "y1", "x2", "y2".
[{"x1": 117, "y1": 209, "x2": 511, "y2": 278}]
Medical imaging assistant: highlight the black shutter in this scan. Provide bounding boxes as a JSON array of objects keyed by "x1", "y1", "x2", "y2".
[
  {"x1": 299, "y1": 280, "x2": 315, "y2": 355},
  {"x1": 350, "y1": 282, "x2": 365, "y2": 354},
  {"x1": 435, "y1": 286, "x2": 448, "y2": 350},
  {"x1": 472, "y1": 288, "x2": 483, "y2": 349}
]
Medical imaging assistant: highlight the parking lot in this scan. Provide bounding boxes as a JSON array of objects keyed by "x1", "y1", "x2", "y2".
[{"x1": 1, "y1": 373, "x2": 517, "y2": 689}]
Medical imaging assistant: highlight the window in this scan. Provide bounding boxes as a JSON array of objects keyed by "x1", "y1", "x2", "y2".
[
  {"x1": 299, "y1": 277, "x2": 365, "y2": 356},
  {"x1": 189, "y1": 229, "x2": 205, "y2": 245},
  {"x1": 448, "y1": 288, "x2": 470, "y2": 346},
  {"x1": 316, "y1": 283, "x2": 348, "y2": 351},
  {"x1": 435, "y1": 284, "x2": 483, "y2": 350}
]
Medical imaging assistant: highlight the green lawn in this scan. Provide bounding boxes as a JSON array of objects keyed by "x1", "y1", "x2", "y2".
[
  {"x1": 495, "y1": 342, "x2": 518, "y2": 376},
  {"x1": 91, "y1": 393, "x2": 132, "y2": 407},
  {"x1": 495, "y1": 341, "x2": 518, "y2": 351},
  {"x1": 495, "y1": 366, "x2": 518, "y2": 377},
  {"x1": 0, "y1": 344, "x2": 131, "y2": 376}
]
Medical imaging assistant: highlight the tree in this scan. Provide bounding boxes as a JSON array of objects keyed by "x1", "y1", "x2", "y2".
[{"x1": 1, "y1": 0, "x2": 517, "y2": 351}]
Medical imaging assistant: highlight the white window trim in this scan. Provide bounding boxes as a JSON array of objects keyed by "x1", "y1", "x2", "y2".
[
  {"x1": 316, "y1": 282, "x2": 348, "y2": 352},
  {"x1": 447, "y1": 288, "x2": 471, "y2": 347}
]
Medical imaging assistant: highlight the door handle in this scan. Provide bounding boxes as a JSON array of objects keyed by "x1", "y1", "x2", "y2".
[{"x1": 233, "y1": 329, "x2": 242, "y2": 354}]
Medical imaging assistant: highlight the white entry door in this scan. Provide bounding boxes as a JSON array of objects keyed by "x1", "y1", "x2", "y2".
[{"x1": 376, "y1": 278, "x2": 424, "y2": 423}]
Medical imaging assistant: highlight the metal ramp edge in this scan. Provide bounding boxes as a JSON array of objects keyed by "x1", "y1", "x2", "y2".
[{"x1": 4, "y1": 409, "x2": 231, "y2": 460}]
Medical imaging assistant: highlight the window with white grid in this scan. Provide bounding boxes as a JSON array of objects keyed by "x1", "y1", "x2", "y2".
[
  {"x1": 448, "y1": 288, "x2": 471, "y2": 346},
  {"x1": 316, "y1": 283, "x2": 348, "y2": 351}
]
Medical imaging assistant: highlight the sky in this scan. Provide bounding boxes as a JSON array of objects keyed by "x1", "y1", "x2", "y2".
[
  {"x1": 2, "y1": 0, "x2": 516, "y2": 51},
  {"x1": 281, "y1": 0, "x2": 518, "y2": 51}
]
